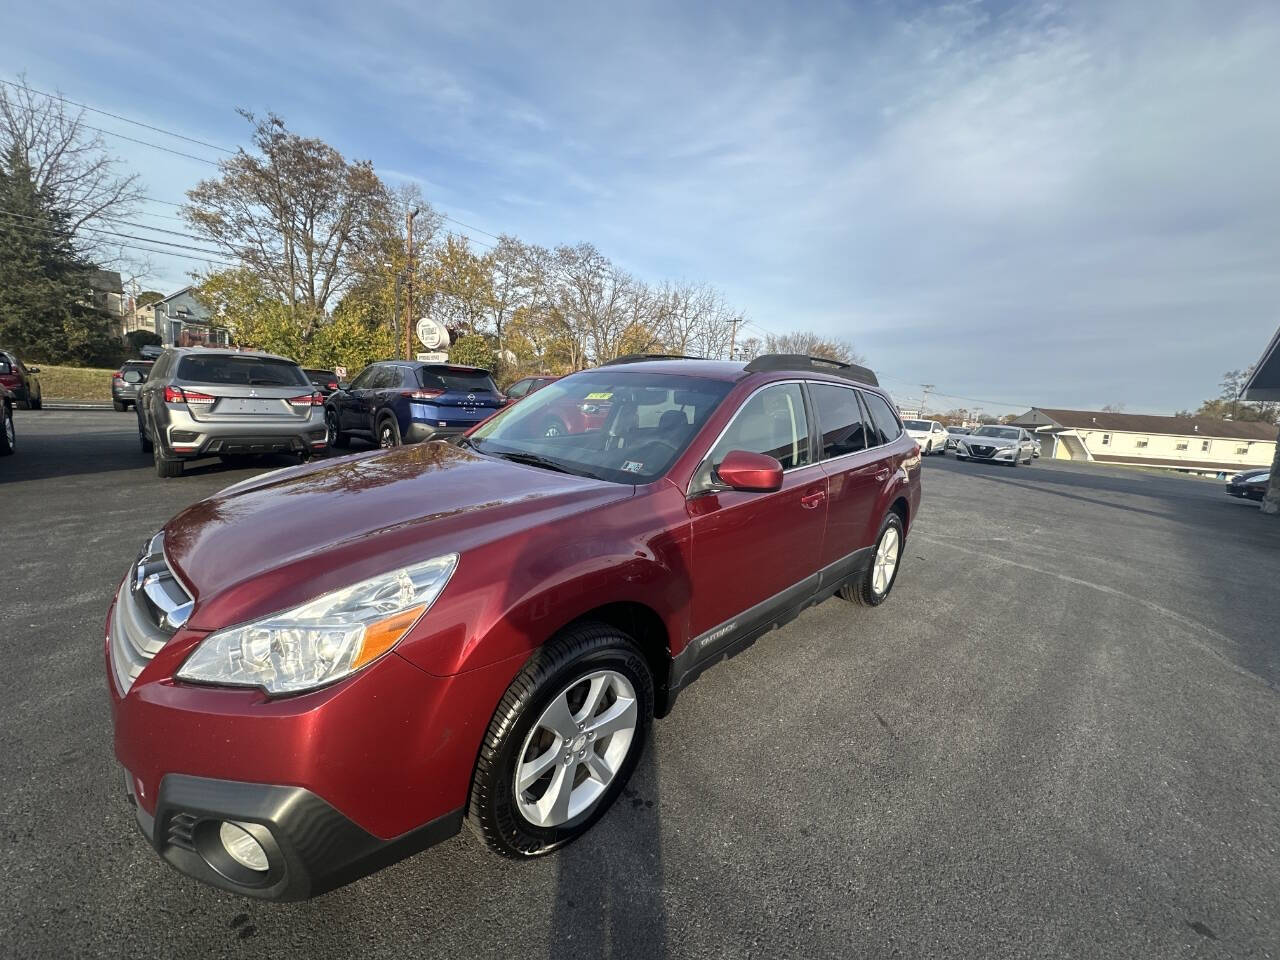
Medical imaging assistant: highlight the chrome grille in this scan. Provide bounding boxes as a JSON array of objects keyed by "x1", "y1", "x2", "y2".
[{"x1": 108, "y1": 532, "x2": 193, "y2": 694}]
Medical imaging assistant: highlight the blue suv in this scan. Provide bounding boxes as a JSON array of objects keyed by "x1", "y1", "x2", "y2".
[{"x1": 324, "y1": 361, "x2": 505, "y2": 449}]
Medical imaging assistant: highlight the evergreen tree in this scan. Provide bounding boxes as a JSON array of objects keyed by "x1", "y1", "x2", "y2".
[{"x1": 0, "y1": 143, "x2": 119, "y2": 365}]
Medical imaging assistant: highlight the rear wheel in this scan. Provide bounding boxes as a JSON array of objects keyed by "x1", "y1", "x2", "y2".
[
  {"x1": 377, "y1": 416, "x2": 401, "y2": 449},
  {"x1": 29, "y1": 387, "x2": 41, "y2": 410},
  {"x1": 468, "y1": 622, "x2": 653, "y2": 858},
  {"x1": 839, "y1": 512, "x2": 904, "y2": 607},
  {"x1": 153, "y1": 439, "x2": 182, "y2": 478},
  {"x1": 541, "y1": 417, "x2": 567, "y2": 439},
  {"x1": 326, "y1": 408, "x2": 349, "y2": 449},
  {"x1": 113, "y1": 400, "x2": 126, "y2": 412},
  {"x1": 0, "y1": 404, "x2": 14, "y2": 456},
  {"x1": 138, "y1": 415, "x2": 153, "y2": 453}
]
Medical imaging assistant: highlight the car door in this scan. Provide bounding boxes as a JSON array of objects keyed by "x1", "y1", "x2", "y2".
[
  {"x1": 340, "y1": 365, "x2": 379, "y2": 434},
  {"x1": 807, "y1": 382, "x2": 885, "y2": 580},
  {"x1": 686, "y1": 382, "x2": 828, "y2": 655}
]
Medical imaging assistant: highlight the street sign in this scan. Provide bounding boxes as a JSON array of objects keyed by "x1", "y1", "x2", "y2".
[
  {"x1": 416, "y1": 352, "x2": 449, "y2": 363},
  {"x1": 416, "y1": 317, "x2": 449, "y2": 350},
  {"x1": 334, "y1": 365, "x2": 347, "y2": 378}
]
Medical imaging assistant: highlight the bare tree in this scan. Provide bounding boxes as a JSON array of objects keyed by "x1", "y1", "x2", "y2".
[
  {"x1": 553, "y1": 243, "x2": 637, "y2": 365},
  {"x1": 0, "y1": 74, "x2": 144, "y2": 257},
  {"x1": 763, "y1": 330, "x2": 864, "y2": 365},
  {"x1": 185, "y1": 111, "x2": 389, "y2": 336}
]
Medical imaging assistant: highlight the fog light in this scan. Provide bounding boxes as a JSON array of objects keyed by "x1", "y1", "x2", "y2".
[{"x1": 219, "y1": 821, "x2": 269, "y2": 872}]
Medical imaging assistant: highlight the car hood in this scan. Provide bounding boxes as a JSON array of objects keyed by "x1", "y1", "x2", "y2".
[
  {"x1": 164, "y1": 442, "x2": 633, "y2": 629},
  {"x1": 963, "y1": 435, "x2": 1018, "y2": 448}
]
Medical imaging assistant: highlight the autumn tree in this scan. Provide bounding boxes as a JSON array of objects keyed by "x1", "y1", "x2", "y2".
[
  {"x1": 185, "y1": 112, "x2": 389, "y2": 339},
  {"x1": 1195, "y1": 368, "x2": 1280, "y2": 423}
]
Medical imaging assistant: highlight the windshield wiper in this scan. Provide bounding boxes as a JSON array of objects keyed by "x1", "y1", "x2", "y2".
[{"x1": 493, "y1": 451, "x2": 573, "y2": 474}]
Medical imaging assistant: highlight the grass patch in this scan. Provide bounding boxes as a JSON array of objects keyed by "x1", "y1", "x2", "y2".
[{"x1": 34, "y1": 364, "x2": 116, "y2": 404}]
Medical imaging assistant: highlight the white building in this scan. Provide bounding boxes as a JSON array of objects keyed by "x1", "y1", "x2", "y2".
[{"x1": 1010, "y1": 408, "x2": 1276, "y2": 476}]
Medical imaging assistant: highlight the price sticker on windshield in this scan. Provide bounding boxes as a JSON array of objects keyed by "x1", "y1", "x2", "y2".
[{"x1": 585, "y1": 392, "x2": 613, "y2": 400}]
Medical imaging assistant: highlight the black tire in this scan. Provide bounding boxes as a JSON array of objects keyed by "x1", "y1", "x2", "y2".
[
  {"x1": 468, "y1": 622, "x2": 654, "y2": 859},
  {"x1": 955, "y1": 455, "x2": 967, "y2": 461},
  {"x1": 326, "y1": 408, "x2": 349, "y2": 448},
  {"x1": 377, "y1": 415, "x2": 401, "y2": 449},
  {"x1": 113, "y1": 400, "x2": 126, "y2": 412},
  {"x1": 0, "y1": 404, "x2": 14, "y2": 456},
  {"x1": 541, "y1": 417, "x2": 568, "y2": 439},
  {"x1": 29, "y1": 387, "x2": 41, "y2": 410},
  {"x1": 839, "y1": 511, "x2": 905, "y2": 607},
  {"x1": 153, "y1": 440, "x2": 182, "y2": 478}
]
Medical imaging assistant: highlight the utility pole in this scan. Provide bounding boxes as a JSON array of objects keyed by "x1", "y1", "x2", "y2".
[
  {"x1": 920, "y1": 384, "x2": 934, "y2": 416},
  {"x1": 405, "y1": 207, "x2": 420, "y2": 362},
  {"x1": 726, "y1": 316, "x2": 742, "y2": 360}
]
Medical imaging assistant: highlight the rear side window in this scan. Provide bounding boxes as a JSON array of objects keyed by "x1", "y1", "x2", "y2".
[
  {"x1": 506, "y1": 379, "x2": 532, "y2": 399},
  {"x1": 809, "y1": 383, "x2": 870, "y2": 458},
  {"x1": 709, "y1": 382, "x2": 811, "y2": 470},
  {"x1": 176, "y1": 355, "x2": 308, "y2": 387},
  {"x1": 420, "y1": 367, "x2": 498, "y2": 393},
  {"x1": 0, "y1": 358, "x2": 10, "y2": 375},
  {"x1": 862, "y1": 392, "x2": 903, "y2": 446}
]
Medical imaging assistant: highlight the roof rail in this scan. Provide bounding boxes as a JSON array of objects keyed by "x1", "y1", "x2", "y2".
[
  {"x1": 600, "y1": 353, "x2": 705, "y2": 366},
  {"x1": 743, "y1": 353, "x2": 879, "y2": 387}
]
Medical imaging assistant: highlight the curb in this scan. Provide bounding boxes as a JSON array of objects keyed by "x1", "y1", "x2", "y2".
[{"x1": 41, "y1": 403, "x2": 116, "y2": 411}]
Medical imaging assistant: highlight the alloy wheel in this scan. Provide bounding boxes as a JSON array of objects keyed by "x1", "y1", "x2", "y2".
[
  {"x1": 514, "y1": 670, "x2": 638, "y2": 828},
  {"x1": 3, "y1": 411, "x2": 13, "y2": 450},
  {"x1": 379, "y1": 423, "x2": 396, "y2": 448},
  {"x1": 326, "y1": 410, "x2": 338, "y2": 446},
  {"x1": 871, "y1": 526, "x2": 900, "y2": 596}
]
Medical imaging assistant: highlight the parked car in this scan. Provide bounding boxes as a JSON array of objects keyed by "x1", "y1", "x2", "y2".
[
  {"x1": 1030, "y1": 436, "x2": 1042, "y2": 458},
  {"x1": 944, "y1": 426, "x2": 971, "y2": 451},
  {"x1": 0, "y1": 385, "x2": 14, "y2": 456},
  {"x1": 105, "y1": 353, "x2": 920, "y2": 900},
  {"x1": 136, "y1": 348, "x2": 326, "y2": 478},
  {"x1": 1240, "y1": 473, "x2": 1271, "y2": 501},
  {"x1": 1226, "y1": 469, "x2": 1270, "y2": 499},
  {"x1": 504, "y1": 375, "x2": 560, "y2": 401},
  {"x1": 112, "y1": 360, "x2": 154, "y2": 411},
  {"x1": 304, "y1": 368, "x2": 341, "y2": 398},
  {"x1": 903, "y1": 418, "x2": 948, "y2": 455},
  {"x1": 325, "y1": 361, "x2": 505, "y2": 449},
  {"x1": 0, "y1": 351, "x2": 41, "y2": 409},
  {"x1": 954, "y1": 425, "x2": 1036, "y2": 465}
]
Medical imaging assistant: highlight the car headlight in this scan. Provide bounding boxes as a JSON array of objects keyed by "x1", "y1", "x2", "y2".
[{"x1": 177, "y1": 554, "x2": 458, "y2": 695}]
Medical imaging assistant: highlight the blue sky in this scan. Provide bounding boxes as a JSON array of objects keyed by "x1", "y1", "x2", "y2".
[{"x1": 4, "y1": 0, "x2": 1279, "y2": 414}]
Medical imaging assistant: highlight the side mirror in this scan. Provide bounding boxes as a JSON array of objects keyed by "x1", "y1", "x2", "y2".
[
  {"x1": 28, "y1": 366, "x2": 40, "y2": 373},
  {"x1": 715, "y1": 450, "x2": 784, "y2": 493},
  {"x1": 338, "y1": 381, "x2": 350, "y2": 391}
]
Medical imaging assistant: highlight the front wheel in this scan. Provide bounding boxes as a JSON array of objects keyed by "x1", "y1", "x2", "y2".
[
  {"x1": 377, "y1": 416, "x2": 401, "y2": 449},
  {"x1": 29, "y1": 388, "x2": 41, "y2": 410},
  {"x1": 839, "y1": 512, "x2": 904, "y2": 607},
  {"x1": 0, "y1": 405, "x2": 14, "y2": 456},
  {"x1": 541, "y1": 417, "x2": 568, "y2": 439},
  {"x1": 468, "y1": 622, "x2": 653, "y2": 858},
  {"x1": 113, "y1": 400, "x2": 126, "y2": 412},
  {"x1": 326, "y1": 408, "x2": 349, "y2": 449}
]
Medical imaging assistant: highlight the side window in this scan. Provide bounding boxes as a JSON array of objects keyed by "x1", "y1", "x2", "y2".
[
  {"x1": 809, "y1": 383, "x2": 869, "y2": 458},
  {"x1": 862, "y1": 392, "x2": 902, "y2": 446},
  {"x1": 506, "y1": 379, "x2": 530, "y2": 399},
  {"x1": 349, "y1": 366, "x2": 378, "y2": 389},
  {"x1": 708, "y1": 383, "x2": 811, "y2": 471}
]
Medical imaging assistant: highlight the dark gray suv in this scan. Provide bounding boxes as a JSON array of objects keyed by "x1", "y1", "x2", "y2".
[{"x1": 136, "y1": 348, "x2": 327, "y2": 477}]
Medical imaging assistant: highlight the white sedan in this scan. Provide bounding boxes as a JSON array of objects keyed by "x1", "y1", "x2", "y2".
[{"x1": 903, "y1": 418, "x2": 949, "y2": 455}]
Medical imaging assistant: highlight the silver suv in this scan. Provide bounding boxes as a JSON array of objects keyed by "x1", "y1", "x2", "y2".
[{"x1": 136, "y1": 348, "x2": 327, "y2": 477}]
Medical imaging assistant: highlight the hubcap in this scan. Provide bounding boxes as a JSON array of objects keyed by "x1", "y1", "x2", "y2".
[
  {"x1": 543, "y1": 422, "x2": 562, "y2": 438},
  {"x1": 380, "y1": 425, "x2": 395, "y2": 448},
  {"x1": 872, "y1": 526, "x2": 900, "y2": 595},
  {"x1": 326, "y1": 412, "x2": 337, "y2": 444},
  {"x1": 4, "y1": 413, "x2": 13, "y2": 447},
  {"x1": 514, "y1": 670, "x2": 638, "y2": 828}
]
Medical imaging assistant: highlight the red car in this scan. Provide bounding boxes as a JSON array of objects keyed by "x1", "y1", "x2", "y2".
[{"x1": 106, "y1": 354, "x2": 921, "y2": 900}]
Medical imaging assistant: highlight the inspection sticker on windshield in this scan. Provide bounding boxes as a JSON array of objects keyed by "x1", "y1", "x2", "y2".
[
  {"x1": 585, "y1": 391, "x2": 613, "y2": 400},
  {"x1": 621, "y1": 460, "x2": 644, "y2": 474}
]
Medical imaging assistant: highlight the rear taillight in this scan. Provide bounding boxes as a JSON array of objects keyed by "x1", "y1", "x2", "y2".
[
  {"x1": 164, "y1": 385, "x2": 216, "y2": 405},
  {"x1": 288, "y1": 393, "x2": 324, "y2": 407},
  {"x1": 112, "y1": 371, "x2": 123, "y2": 380},
  {"x1": 327, "y1": 382, "x2": 338, "y2": 390},
  {"x1": 402, "y1": 389, "x2": 444, "y2": 400}
]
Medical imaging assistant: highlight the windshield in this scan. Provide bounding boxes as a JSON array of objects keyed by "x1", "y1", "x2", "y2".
[
  {"x1": 176, "y1": 355, "x2": 309, "y2": 387},
  {"x1": 468, "y1": 371, "x2": 733, "y2": 483},
  {"x1": 971, "y1": 426, "x2": 1020, "y2": 439},
  {"x1": 903, "y1": 419, "x2": 931, "y2": 431}
]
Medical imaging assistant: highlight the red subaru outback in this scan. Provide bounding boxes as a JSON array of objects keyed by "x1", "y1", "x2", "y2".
[{"x1": 106, "y1": 354, "x2": 921, "y2": 900}]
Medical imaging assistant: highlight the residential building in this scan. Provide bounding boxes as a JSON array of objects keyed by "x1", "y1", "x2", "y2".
[
  {"x1": 129, "y1": 287, "x2": 230, "y2": 347},
  {"x1": 1010, "y1": 408, "x2": 1276, "y2": 476},
  {"x1": 87, "y1": 270, "x2": 126, "y2": 332}
]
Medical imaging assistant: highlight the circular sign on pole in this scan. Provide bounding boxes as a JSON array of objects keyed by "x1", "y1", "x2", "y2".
[{"x1": 416, "y1": 317, "x2": 449, "y2": 351}]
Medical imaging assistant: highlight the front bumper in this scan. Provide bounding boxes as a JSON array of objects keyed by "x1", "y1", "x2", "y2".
[
  {"x1": 959, "y1": 445, "x2": 1016, "y2": 461},
  {"x1": 124, "y1": 771, "x2": 461, "y2": 901},
  {"x1": 404, "y1": 422, "x2": 465, "y2": 443}
]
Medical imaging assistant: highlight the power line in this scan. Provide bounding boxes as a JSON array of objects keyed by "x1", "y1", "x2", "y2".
[
  {"x1": 2, "y1": 78, "x2": 235, "y2": 154},
  {"x1": 0, "y1": 208, "x2": 239, "y2": 269}
]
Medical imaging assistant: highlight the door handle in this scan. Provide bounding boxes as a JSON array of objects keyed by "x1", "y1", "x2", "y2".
[
  {"x1": 800, "y1": 490, "x2": 826, "y2": 509},
  {"x1": 875, "y1": 469, "x2": 890, "y2": 482}
]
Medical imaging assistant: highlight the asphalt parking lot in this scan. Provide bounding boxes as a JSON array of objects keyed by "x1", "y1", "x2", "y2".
[{"x1": 2, "y1": 410, "x2": 1277, "y2": 959}]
